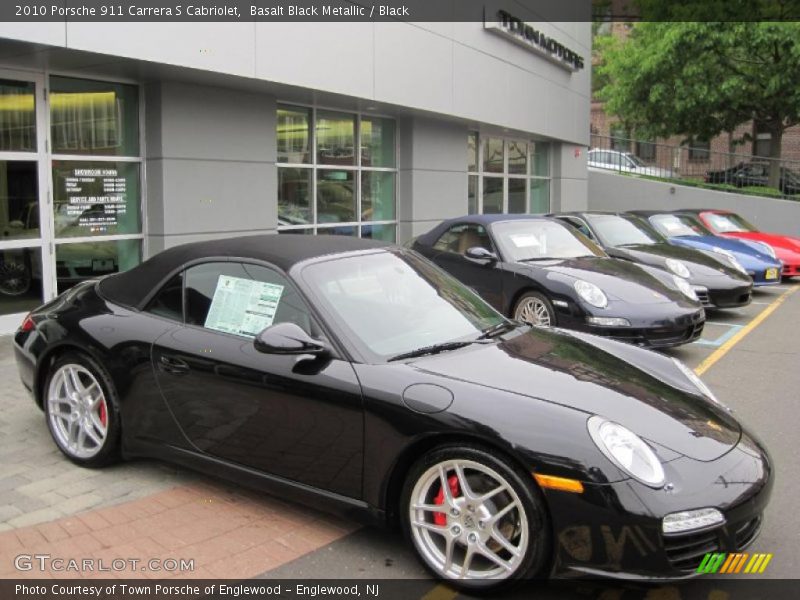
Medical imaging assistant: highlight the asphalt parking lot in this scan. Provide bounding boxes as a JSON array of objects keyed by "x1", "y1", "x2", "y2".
[{"x1": 0, "y1": 280, "x2": 798, "y2": 598}]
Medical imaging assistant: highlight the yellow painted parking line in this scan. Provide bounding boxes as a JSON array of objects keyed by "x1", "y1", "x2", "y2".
[
  {"x1": 421, "y1": 584, "x2": 458, "y2": 600},
  {"x1": 695, "y1": 285, "x2": 799, "y2": 376}
]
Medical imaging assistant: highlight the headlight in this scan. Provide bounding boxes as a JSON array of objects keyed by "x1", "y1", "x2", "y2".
[
  {"x1": 574, "y1": 280, "x2": 608, "y2": 308},
  {"x1": 712, "y1": 247, "x2": 748, "y2": 275},
  {"x1": 671, "y1": 357, "x2": 730, "y2": 410},
  {"x1": 665, "y1": 258, "x2": 691, "y2": 278},
  {"x1": 748, "y1": 240, "x2": 777, "y2": 260},
  {"x1": 672, "y1": 274, "x2": 698, "y2": 301},
  {"x1": 587, "y1": 416, "x2": 665, "y2": 487}
]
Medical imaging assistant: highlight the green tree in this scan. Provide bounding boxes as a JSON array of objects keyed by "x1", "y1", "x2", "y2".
[{"x1": 596, "y1": 21, "x2": 800, "y2": 188}]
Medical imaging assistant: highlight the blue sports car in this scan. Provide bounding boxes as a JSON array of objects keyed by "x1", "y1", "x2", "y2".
[{"x1": 629, "y1": 211, "x2": 782, "y2": 287}]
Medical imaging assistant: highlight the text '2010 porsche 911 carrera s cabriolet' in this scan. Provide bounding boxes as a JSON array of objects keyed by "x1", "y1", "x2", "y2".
[{"x1": 14, "y1": 235, "x2": 772, "y2": 591}]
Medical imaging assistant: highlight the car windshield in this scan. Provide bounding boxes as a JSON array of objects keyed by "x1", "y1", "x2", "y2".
[
  {"x1": 300, "y1": 250, "x2": 505, "y2": 361},
  {"x1": 650, "y1": 214, "x2": 712, "y2": 238},
  {"x1": 626, "y1": 153, "x2": 645, "y2": 167},
  {"x1": 704, "y1": 212, "x2": 757, "y2": 233},
  {"x1": 492, "y1": 220, "x2": 606, "y2": 261},
  {"x1": 587, "y1": 214, "x2": 664, "y2": 246}
]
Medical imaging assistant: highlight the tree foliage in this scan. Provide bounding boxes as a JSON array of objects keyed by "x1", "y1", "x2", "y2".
[{"x1": 596, "y1": 21, "x2": 800, "y2": 186}]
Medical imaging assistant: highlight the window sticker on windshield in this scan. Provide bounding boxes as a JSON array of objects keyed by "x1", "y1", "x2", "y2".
[
  {"x1": 662, "y1": 219, "x2": 682, "y2": 232},
  {"x1": 204, "y1": 275, "x2": 284, "y2": 338},
  {"x1": 508, "y1": 233, "x2": 543, "y2": 248}
]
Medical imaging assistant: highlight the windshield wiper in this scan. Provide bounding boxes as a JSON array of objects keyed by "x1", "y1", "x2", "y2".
[
  {"x1": 477, "y1": 321, "x2": 516, "y2": 339},
  {"x1": 387, "y1": 341, "x2": 474, "y2": 362}
]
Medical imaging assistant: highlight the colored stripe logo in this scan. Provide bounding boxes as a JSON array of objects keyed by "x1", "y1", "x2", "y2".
[{"x1": 697, "y1": 552, "x2": 773, "y2": 574}]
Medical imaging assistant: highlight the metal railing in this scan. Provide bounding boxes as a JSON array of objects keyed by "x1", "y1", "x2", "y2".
[{"x1": 589, "y1": 134, "x2": 800, "y2": 200}]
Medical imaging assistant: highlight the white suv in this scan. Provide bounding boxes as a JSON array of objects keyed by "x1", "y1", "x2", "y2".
[{"x1": 588, "y1": 148, "x2": 675, "y2": 178}]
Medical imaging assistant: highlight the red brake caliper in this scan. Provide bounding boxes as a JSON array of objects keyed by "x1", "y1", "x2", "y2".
[
  {"x1": 98, "y1": 401, "x2": 107, "y2": 427},
  {"x1": 433, "y1": 474, "x2": 460, "y2": 525}
]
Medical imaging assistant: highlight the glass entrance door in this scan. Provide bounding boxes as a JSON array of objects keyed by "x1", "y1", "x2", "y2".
[{"x1": 0, "y1": 72, "x2": 54, "y2": 334}]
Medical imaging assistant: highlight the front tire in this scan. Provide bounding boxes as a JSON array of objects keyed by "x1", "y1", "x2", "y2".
[
  {"x1": 44, "y1": 352, "x2": 121, "y2": 468},
  {"x1": 513, "y1": 291, "x2": 557, "y2": 327},
  {"x1": 401, "y1": 445, "x2": 550, "y2": 591}
]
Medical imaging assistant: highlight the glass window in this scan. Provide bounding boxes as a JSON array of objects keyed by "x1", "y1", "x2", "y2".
[
  {"x1": 317, "y1": 225, "x2": 356, "y2": 237},
  {"x1": 0, "y1": 79, "x2": 36, "y2": 152},
  {"x1": 492, "y1": 220, "x2": 605, "y2": 262},
  {"x1": 278, "y1": 167, "x2": 312, "y2": 227},
  {"x1": 0, "y1": 247, "x2": 43, "y2": 315},
  {"x1": 361, "y1": 223, "x2": 396, "y2": 242},
  {"x1": 483, "y1": 138, "x2": 504, "y2": 173},
  {"x1": 482, "y1": 177, "x2": 503, "y2": 214},
  {"x1": 0, "y1": 161, "x2": 39, "y2": 240},
  {"x1": 610, "y1": 125, "x2": 630, "y2": 152},
  {"x1": 467, "y1": 132, "x2": 478, "y2": 172},
  {"x1": 361, "y1": 171, "x2": 395, "y2": 221},
  {"x1": 636, "y1": 139, "x2": 656, "y2": 161},
  {"x1": 50, "y1": 77, "x2": 138, "y2": 157},
  {"x1": 586, "y1": 214, "x2": 663, "y2": 247},
  {"x1": 688, "y1": 140, "x2": 710, "y2": 161},
  {"x1": 317, "y1": 170, "x2": 355, "y2": 223},
  {"x1": 51, "y1": 160, "x2": 141, "y2": 238},
  {"x1": 184, "y1": 261, "x2": 315, "y2": 336},
  {"x1": 55, "y1": 239, "x2": 141, "y2": 294},
  {"x1": 531, "y1": 142, "x2": 550, "y2": 177},
  {"x1": 507, "y1": 141, "x2": 527, "y2": 175},
  {"x1": 508, "y1": 179, "x2": 526, "y2": 213},
  {"x1": 278, "y1": 228, "x2": 314, "y2": 235},
  {"x1": 146, "y1": 272, "x2": 184, "y2": 322},
  {"x1": 361, "y1": 117, "x2": 395, "y2": 167},
  {"x1": 529, "y1": 179, "x2": 550, "y2": 213},
  {"x1": 467, "y1": 175, "x2": 478, "y2": 214},
  {"x1": 317, "y1": 111, "x2": 355, "y2": 165},
  {"x1": 277, "y1": 105, "x2": 311, "y2": 164}
]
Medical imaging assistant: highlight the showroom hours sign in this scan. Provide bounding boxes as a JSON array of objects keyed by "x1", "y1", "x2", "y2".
[{"x1": 60, "y1": 167, "x2": 127, "y2": 235}]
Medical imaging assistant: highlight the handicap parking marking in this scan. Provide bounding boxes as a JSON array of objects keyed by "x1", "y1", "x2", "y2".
[{"x1": 694, "y1": 323, "x2": 744, "y2": 347}]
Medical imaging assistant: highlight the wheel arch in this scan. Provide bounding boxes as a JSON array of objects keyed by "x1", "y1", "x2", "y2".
[{"x1": 34, "y1": 342, "x2": 109, "y2": 409}]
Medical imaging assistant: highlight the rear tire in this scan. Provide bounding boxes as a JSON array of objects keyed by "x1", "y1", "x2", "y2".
[
  {"x1": 44, "y1": 352, "x2": 121, "y2": 468},
  {"x1": 513, "y1": 291, "x2": 557, "y2": 327},
  {"x1": 401, "y1": 445, "x2": 550, "y2": 591}
]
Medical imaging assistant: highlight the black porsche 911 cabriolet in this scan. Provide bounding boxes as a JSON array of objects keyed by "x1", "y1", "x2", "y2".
[
  {"x1": 14, "y1": 235, "x2": 771, "y2": 590},
  {"x1": 412, "y1": 215, "x2": 705, "y2": 348}
]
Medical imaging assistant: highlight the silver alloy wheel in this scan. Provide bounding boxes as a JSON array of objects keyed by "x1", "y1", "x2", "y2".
[
  {"x1": 47, "y1": 364, "x2": 108, "y2": 459},
  {"x1": 515, "y1": 297, "x2": 552, "y2": 327},
  {"x1": 408, "y1": 459, "x2": 529, "y2": 581}
]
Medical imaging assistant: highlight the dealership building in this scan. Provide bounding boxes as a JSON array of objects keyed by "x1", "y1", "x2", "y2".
[{"x1": 0, "y1": 17, "x2": 590, "y2": 333}]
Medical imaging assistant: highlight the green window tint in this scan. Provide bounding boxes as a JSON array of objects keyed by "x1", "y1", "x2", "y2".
[
  {"x1": 0, "y1": 161, "x2": 39, "y2": 240},
  {"x1": 508, "y1": 179, "x2": 526, "y2": 213},
  {"x1": 361, "y1": 117, "x2": 395, "y2": 167},
  {"x1": 483, "y1": 177, "x2": 503, "y2": 214},
  {"x1": 317, "y1": 111, "x2": 355, "y2": 165},
  {"x1": 531, "y1": 142, "x2": 550, "y2": 177},
  {"x1": 530, "y1": 179, "x2": 550, "y2": 213},
  {"x1": 508, "y1": 141, "x2": 528, "y2": 175},
  {"x1": 50, "y1": 77, "x2": 139, "y2": 157},
  {"x1": 277, "y1": 105, "x2": 311, "y2": 164},
  {"x1": 483, "y1": 137, "x2": 503, "y2": 173},
  {"x1": 278, "y1": 167, "x2": 312, "y2": 227},
  {"x1": 55, "y1": 239, "x2": 141, "y2": 294},
  {"x1": 362, "y1": 223, "x2": 396, "y2": 242},
  {"x1": 0, "y1": 79, "x2": 36, "y2": 152},
  {"x1": 317, "y1": 170, "x2": 355, "y2": 223},
  {"x1": 467, "y1": 132, "x2": 478, "y2": 172},
  {"x1": 51, "y1": 160, "x2": 141, "y2": 238},
  {"x1": 468, "y1": 175, "x2": 478, "y2": 214},
  {"x1": 0, "y1": 247, "x2": 43, "y2": 314},
  {"x1": 317, "y1": 225, "x2": 356, "y2": 237},
  {"x1": 361, "y1": 171, "x2": 395, "y2": 221}
]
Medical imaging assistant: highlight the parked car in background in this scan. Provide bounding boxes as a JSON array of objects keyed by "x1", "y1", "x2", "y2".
[
  {"x1": 705, "y1": 162, "x2": 800, "y2": 195},
  {"x1": 412, "y1": 214, "x2": 705, "y2": 348},
  {"x1": 685, "y1": 209, "x2": 800, "y2": 278},
  {"x1": 550, "y1": 212, "x2": 754, "y2": 309},
  {"x1": 629, "y1": 210, "x2": 782, "y2": 287},
  {"x1": 15, "y1": 234, "x2": 773, "y2": 587},
  {"x1": 588, "y1": 149, "x2": 675, "y2": 178}
]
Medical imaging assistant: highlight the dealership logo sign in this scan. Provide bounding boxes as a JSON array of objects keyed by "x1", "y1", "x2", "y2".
[
  {"x1": 484, "y1": 9, "x2": 585, "y2": 72},
  {"x1": 697, "y1": 552, "x2": 773, "y2": 574}
]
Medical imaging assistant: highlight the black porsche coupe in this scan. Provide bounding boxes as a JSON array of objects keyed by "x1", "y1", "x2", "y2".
[
  {"x1": 412, "y1": 215, "x2": 705, "y2": 348},
  {"x1": 14, "y1": 235, "x2": 771, "y2": 589}
]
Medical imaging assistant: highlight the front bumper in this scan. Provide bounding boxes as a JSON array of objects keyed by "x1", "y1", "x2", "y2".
[
  {"x1": 560, "y1": 309, "x2": 705, "y2": 349},
  {"x1": 703, "y1": 284, "x2": 753, "y2": 309},
  {"x1": 546, "y1": 430, "x2": 773, "y2": 580}
]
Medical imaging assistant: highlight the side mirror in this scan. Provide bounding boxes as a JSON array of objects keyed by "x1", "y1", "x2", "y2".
[
  {"x1": 465, "y1": 246, "x2": 498, "y2": 263},
  {"x1": 254, "y1": 322, "x2": 329, "y2": 357}
]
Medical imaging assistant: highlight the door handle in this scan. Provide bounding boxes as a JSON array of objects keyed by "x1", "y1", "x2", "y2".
[{"x1": 158, "y1": 355, "x2": 190, "y2": 375}]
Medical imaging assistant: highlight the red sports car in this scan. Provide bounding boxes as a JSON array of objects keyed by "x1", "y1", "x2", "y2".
[{"x1": 687, "y1": 209, "x2": 800, "y2": 278}]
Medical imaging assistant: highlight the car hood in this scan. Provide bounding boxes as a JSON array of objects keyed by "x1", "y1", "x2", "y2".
[
  {"x1": 670, "y1": 236, "x2": 778, "y2": 267},
  {"x1": 609, "y1": 243, "x2": 747, "y2": 280},
  {"x1": 412, "y1": 327, "x2": 741, "y2": 462},
  {"x1": 725, "y1": 231, "x2": 800, "y2": 255},
  {"x1": 519, "y1": 256, "x2": 688, "y2": 305}
]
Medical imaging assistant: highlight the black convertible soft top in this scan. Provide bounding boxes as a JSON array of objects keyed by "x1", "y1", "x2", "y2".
[{"x1": 98, "y1": 234, "x2": 390, "y2": 309}]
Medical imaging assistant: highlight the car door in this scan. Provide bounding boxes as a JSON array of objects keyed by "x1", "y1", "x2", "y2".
[
  {"x1": 149, "y1": 261, "x2": 364, "y2": 498},
  {"x1": 428, "y1": 223, "x2": 506, "y2": 311}
]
